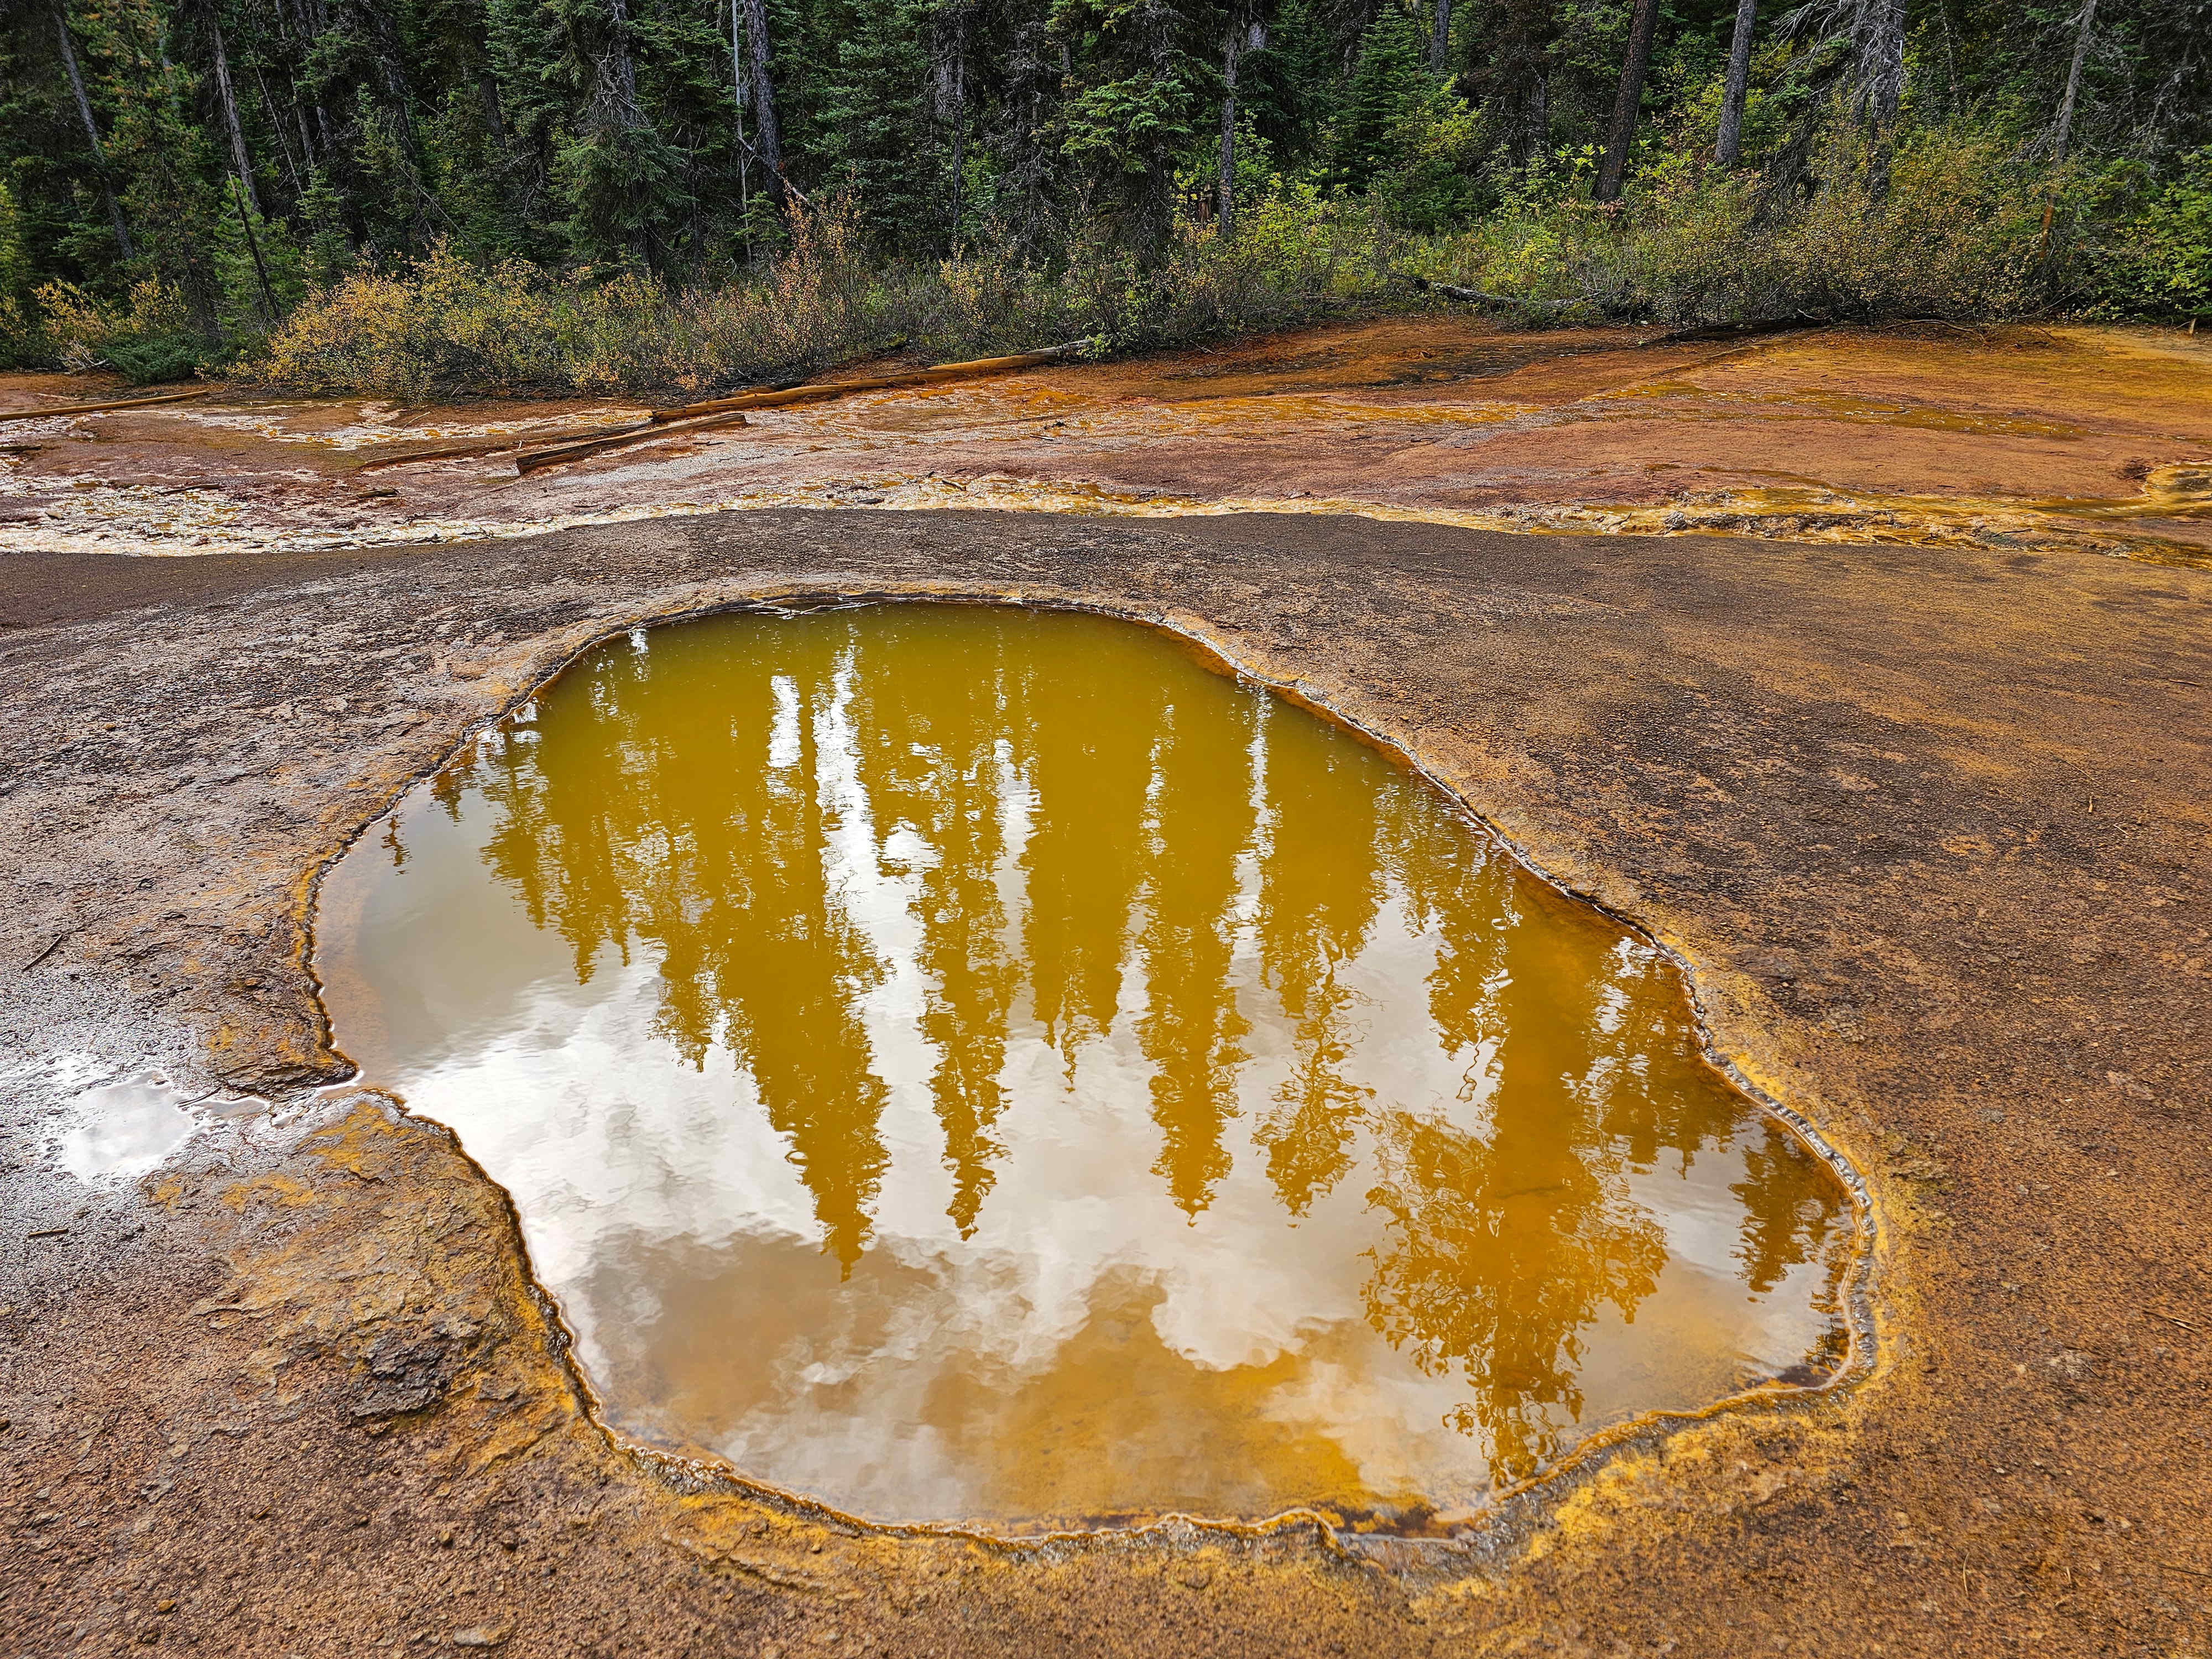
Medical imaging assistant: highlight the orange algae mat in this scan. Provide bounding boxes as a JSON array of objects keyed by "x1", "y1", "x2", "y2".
[{"x1": 315, "y1": 604, "x2": 1853, "y2": 1535}]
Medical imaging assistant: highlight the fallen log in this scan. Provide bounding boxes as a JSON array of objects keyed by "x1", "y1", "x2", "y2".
[
  {"x1": 509, "y1": 340, "x2": 1089, "y2": 474},
  {"x1": 353, "y1": 420, "x2": 655, "y2": 473},
  {"x1": 1405, "y1": 276, "x2": 1588, "y2": 312},
  {"x1": 0, "y1": 386, "x2": 213, "y2": 423},
  {"x1": 513, "y1": 408, "x2": 750, "y2": 476},
  {"x1": 650, "y1": 341, "x2": 1091, "y2": 423},
  {"x1": 1647, "y1": 316, "x2": 1814, "y2": 346}
]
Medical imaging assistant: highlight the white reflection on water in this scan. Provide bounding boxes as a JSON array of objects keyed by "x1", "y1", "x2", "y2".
[{"x1": 60, "y1": 1073, "x2": 197, "y2": 1182}]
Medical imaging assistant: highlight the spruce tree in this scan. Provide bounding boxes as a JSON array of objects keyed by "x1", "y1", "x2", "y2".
[{"x1": 1334, "y1": 4, "x2": 1425, "y2": 189}]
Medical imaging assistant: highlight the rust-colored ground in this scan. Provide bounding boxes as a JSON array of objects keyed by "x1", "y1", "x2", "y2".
[
  {"x1": 1, "y1": 321, "x2": 2208, "y2": 1657},
  {"x1": 0, "y1": 315, "x2": 2207, "y2": 565}
]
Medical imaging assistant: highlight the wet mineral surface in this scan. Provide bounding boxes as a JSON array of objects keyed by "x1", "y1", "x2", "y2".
[
  {"x1": 1, "y1": 315, "x2": 2208, "y2": 567},
  {"x1": 0, "y1": 327, "x2": 2208, "y2": 1656}
]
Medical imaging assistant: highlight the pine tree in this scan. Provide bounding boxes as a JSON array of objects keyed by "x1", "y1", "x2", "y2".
[
  {"x1": 1334, "y1": 3, "x2": 1425, "y2": 188},
  {"x1": 810, "y1": 0, "x2": 939, "y2": 242},
  {"x1": 1054, "y1": 0, "x2": 1212, "y2": 264}
]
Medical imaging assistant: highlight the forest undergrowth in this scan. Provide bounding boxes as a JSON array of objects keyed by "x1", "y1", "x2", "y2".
[
  {"x1": 10, "y1": 123, "x2": 2202, "y2": 398},
  {"x1": 3, "y1": 0, "x2": 2206, "y2": 398}
]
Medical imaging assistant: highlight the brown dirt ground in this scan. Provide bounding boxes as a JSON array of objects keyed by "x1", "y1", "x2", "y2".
[{"x1": 1, "y1": 503, "x2": 2207, "y2": 1657}]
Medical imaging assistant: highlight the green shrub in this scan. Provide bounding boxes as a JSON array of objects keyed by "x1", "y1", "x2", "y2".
[
  {"x1": 238, "y1": 184, "x2": 1393, "y2": 396},
  {"x1": 31, "y1": 278, "x2": 210, "y2": 382},
  {"x1": 228, "y1": 117, "x2": 2201, "y2": 399},
  {"x1": 1408, "y1": 118, "x2": 2049, "y2": 324},
  {"x1": 2081, "y1": 148, "x2": 2212, "y2": 320}
]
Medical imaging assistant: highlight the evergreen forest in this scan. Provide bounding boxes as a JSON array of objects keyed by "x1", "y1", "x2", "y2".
[{"x1": 1, "y1": 0, "x2": 2206, "y2": 389}]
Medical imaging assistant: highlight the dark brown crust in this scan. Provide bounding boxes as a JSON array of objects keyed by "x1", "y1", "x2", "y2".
[{"x1": 2, "y1": 507, "x2": 2206, "y2": 1657}]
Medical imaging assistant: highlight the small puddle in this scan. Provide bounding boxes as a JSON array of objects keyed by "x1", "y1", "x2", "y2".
[
  {"x1": 59, "y1": 1072, "x2": 197, "y2": 1182},
  {"x1": 315, "y1": 604, "x2": 1857, "y2": 1535}
]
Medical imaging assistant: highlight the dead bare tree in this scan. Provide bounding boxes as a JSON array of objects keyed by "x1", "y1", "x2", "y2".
[
  {"x1": 1594, "y1": 0, "x2": 1659, "y2": 201},
  {"x1": 2051, "y1": 0, "x2": 2096, "y2": 163},
  {"x1": 1219, "y1": 11, "x2": 1263, "y2": 236},
  {"x1": 1714, "y1": 0, "x2": 1757, "y2": 165},
  {"x1": 49, "y1": 0, "x2": 134, "y2": 258},
  {"x1": 1849, "y1": 0, "x2": 1907, "y2": 199},
  {"x1": 207, "y1": 15, "x2": 262, "y2": 218},
  {"x1": 934, "y1": 1, "x2": 973, "y2": 251}
]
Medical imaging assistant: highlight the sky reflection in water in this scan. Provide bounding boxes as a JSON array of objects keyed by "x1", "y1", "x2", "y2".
[{"x1": 316, "y1": 605, "x2": 1850, "y2": 1533}]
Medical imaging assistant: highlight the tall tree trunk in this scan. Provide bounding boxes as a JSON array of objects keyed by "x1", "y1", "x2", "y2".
[
  {"x1": 605, "y1": 0, "x2": 642, "y2": 115},
  {"x1": 730, "y1": 0, "x2": 750, "y2": 233},
  {"x1": 738, "y1": 0, "x2": 785, "y2": 202},
  {"x1": 1850, "y1": 0, "x2": 1907, "y2": 200},
  {"x1": 1430, "y1": 0, "x2": 1451, "y2": 75},
  {"x1": 950, "y1": 45, "x2": 966, "y2": 246},
  {"x1": 255, "y1": 66, "x2": 304, "y2": 196},
  {"x1": 603, "y1": 0, "x2": 653, "y2": 266},
  {"x1": 1594, "y1": 0, "x2": 1658, "y2": 202},
  {"x1": 1218, "y1": 22, "x2": 1240, "y2": 236},
  {"x1": 275, "y1": 0, "x2": 322, "y2": 165},
  {"x1": 1935, "y1": 0, "x2": 1959, "y2": 111},
  {"x1": 1131, "y1": 0, "x2": 1178, "y2": 265},
  {"x1": 229, "y1": 175, "x2": 278, "y2": 324},
  {"x1": 208, "y1": 18, "x2": 261, "y2": 218},
  {"x1": 1713, "y1": 0, "x2": 1756, "y2": 165},
  {"x1": 50, "y1": 1, "x2": 135, "y2": 258},
  {"x1": 2052, "y1": 0, "x2": 2095, "y2": 163},
  {"x1": 935, "y1": 5, "x2": 968, "y2": 250},
  {"x1": 477, "y1": 72, "x2": 509, "y2": 152}
]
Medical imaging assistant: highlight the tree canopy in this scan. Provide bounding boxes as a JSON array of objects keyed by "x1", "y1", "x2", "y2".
[{"x1": 1, "y1": 0, "x2": 2205, "y2": 366}]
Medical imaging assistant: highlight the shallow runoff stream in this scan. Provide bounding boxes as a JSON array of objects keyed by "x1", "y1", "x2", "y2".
[{"x1": 315, "y1": 604, "x2": 1854, "y2": 1536}]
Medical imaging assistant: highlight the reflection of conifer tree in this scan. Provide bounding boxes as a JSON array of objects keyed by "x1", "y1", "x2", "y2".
[
  {"x1": 1362, "y1": 877, "x2": 1671, "y2": 1484},
  {"x1": 712, "y1": 644, "x2": 891, "y2": 1276},
  {"x1": 1395, "y1": 799, "x2": 1516, "y2": 1104},
  {"x1": 1582, "y1": 934, "x2": 1741, "y2": 1173},
  {"x1": 843, "y1": 614, "x2": 1021, "y2": 1238},
  {"x1": 1729, "y1": 1121, "x2": 1841, "y2": 1295},
  {"x1": 1016, "y1": 620, "x2": 1164, "y2": 1064},
  {"x1": 1376, "y1": 787, "x2": 1850, "y2": 1471},
  {"x1": 468, "y1": 649, "x2": 653, "y2": 988},
  {"x1": 1136, "y1": 693, "x2": 1260, "y2": 1219},
  {"x1": 1251, "y1": 706, "x2": 1387, "y2": 1215},
  {"x1": 467, "y1": 620, "x2": 894, "y2": 1275}
]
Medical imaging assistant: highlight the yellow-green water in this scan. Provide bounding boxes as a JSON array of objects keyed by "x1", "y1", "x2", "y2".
[{"x1": 315, "y1": 604, "x2": 1850, "y2": 1534}]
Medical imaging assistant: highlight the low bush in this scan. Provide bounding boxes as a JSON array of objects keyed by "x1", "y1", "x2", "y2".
[
  {"x1": 2080, "y1": 148, "x2": 2212, "y2": 321},
  {"x1": 239, "y1": 183, "x2": 1394, "y2": 397},
  {"x1": 1411, "y1": 118, "x2": 2051, "y2": 325},
  {"x1": 25, "y1": 278, "x2": 210, "y2": 382}
]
